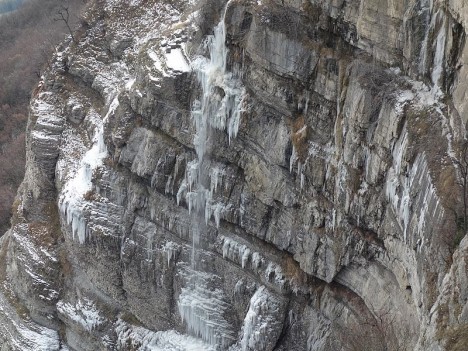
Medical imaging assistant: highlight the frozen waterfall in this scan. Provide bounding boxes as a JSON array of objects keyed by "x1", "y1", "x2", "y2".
[{"x1": 176, "y1": 2, "x2": 245, "y2": 348}]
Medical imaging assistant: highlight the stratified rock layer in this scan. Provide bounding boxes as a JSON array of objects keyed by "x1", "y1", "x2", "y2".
[{"x1": 1, "y1": 0, "x2": 468, "y2": 350}]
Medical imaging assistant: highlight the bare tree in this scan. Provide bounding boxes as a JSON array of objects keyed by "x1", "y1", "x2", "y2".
[{"x1": 54, "y1": 5, "x2": 75, "y2": 42}]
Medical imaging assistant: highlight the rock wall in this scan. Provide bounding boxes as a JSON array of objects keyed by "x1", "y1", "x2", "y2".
[{"x1": 1, "y1": 0, "x2": 468, "y2": 350}]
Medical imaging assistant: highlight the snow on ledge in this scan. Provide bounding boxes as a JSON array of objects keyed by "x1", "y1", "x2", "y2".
[
  {"x1": 166, "y1": 47, "x2": 190, "y2": 73},
  {"x1": 56, "y1": 298, "x2": 105, "y2": 332},
  {"x1": 116, "y1": 319, "x2": 216, "y2": 351}
]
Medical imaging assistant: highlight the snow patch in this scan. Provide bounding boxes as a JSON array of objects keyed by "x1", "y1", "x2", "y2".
[
  {"x1": 59, "y1": 97, "x2": 119, "y2": 244},
  {"x1": 116, "y1": 320, "x2": 216, "y2": 351},
  {"x1": 56, "y1": 298, "x2": 105, "y2": 332},
  {"x1": 166, "y1": 46, "x2": 190, "y2": 73},
  {"x1": 0, "y1": 292, "x2": 60, "y2": 350}
]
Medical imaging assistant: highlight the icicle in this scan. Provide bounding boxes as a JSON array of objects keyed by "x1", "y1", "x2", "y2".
[
  {"x1": 59, "y1": 97, "x2": 119, "y2": 244},
  {"x1": 186, "y1": 161, "x2": 199, "y2": 191},
  {"x1": 289, "y1": 146, "x2": 297, "y2": 173},
  {"x1": 304, "y1": 91, "x2": 310, "y2": 115},
  {"x1": 163, "y1": 242, "x2": 179, "y2": 266},
  {"x1": 178, "y1": 0, "x2": 246, "y2": 222},
  {"x1": 251, "y1": 252, "x2": 262, "y2": 269},
  {"x1": 213, "y1": 203, "x2": 224, "y2": 228},
  {"x1": 431, "y1": 13, "x2": 446, "y2": 88},
  {"x1": 165, "y1": 175, "x2": 173, "y2": 194},
  {"x1": 204, "y1": 198, "x2": 213, "y2": 225},
  {"x1": 241, "y1": 248, "x2": 250, "y2": 269},
  {"x1": 331, "y1": 209, "x2": 336, "y2": 231},
  {"x1": 178, "y1": 272, "x2": 235, "y2": 348},
  {"x1": 189, "y1": 17, "x2": 245, "y2": 164},
  {"x1": 176, "y1": 3, "x2": 247, "y2": 346},
  {"x1": 210, "y1": 166, "x2": 224, "y2": 193},
  {"x1": 177, "y1": 180, "x2": 187, "y2": 206},
  {"x1": 240, "y1": 286, "x2": 284, "y2": 351}
]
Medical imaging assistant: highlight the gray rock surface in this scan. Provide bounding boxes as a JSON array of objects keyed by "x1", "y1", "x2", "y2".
[{"x1": 0, "y1": 0, "x2": 468, "y2": 350}]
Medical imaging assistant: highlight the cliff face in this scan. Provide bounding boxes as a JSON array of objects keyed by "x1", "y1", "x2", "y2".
[{"x1": 1, "y1": 0, "x2": 468, "y2": 350}]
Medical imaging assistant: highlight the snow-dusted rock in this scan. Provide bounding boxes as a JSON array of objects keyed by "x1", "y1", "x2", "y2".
[{"x1": 1, "y1": 0, "x2": 468, "y2": 350}]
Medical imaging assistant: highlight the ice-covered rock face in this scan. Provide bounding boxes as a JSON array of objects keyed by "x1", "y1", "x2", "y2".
[{"x1": 1, "y1": 0, "x2": 468, "y2": 350}]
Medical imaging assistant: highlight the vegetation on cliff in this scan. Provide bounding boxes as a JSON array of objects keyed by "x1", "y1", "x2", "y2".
[{"x1": 0, "y1": 0, "x2": 85, "y2": 234}]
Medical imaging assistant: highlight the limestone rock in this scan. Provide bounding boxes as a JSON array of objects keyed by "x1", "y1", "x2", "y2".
[{"x1": 1, "y1": 0, "x2": 468, "y2": 350}]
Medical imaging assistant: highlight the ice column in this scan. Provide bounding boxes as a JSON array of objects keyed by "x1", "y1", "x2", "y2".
[
  {"x1": 177, "y1": 3, "x2": 243, "y2": 347},
  {"x1": 179, "y1": 5, "x2": 245, "y2": 222},
  {"x1": 178, "y1": 273, "x2": 236, "y2": 349}
]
